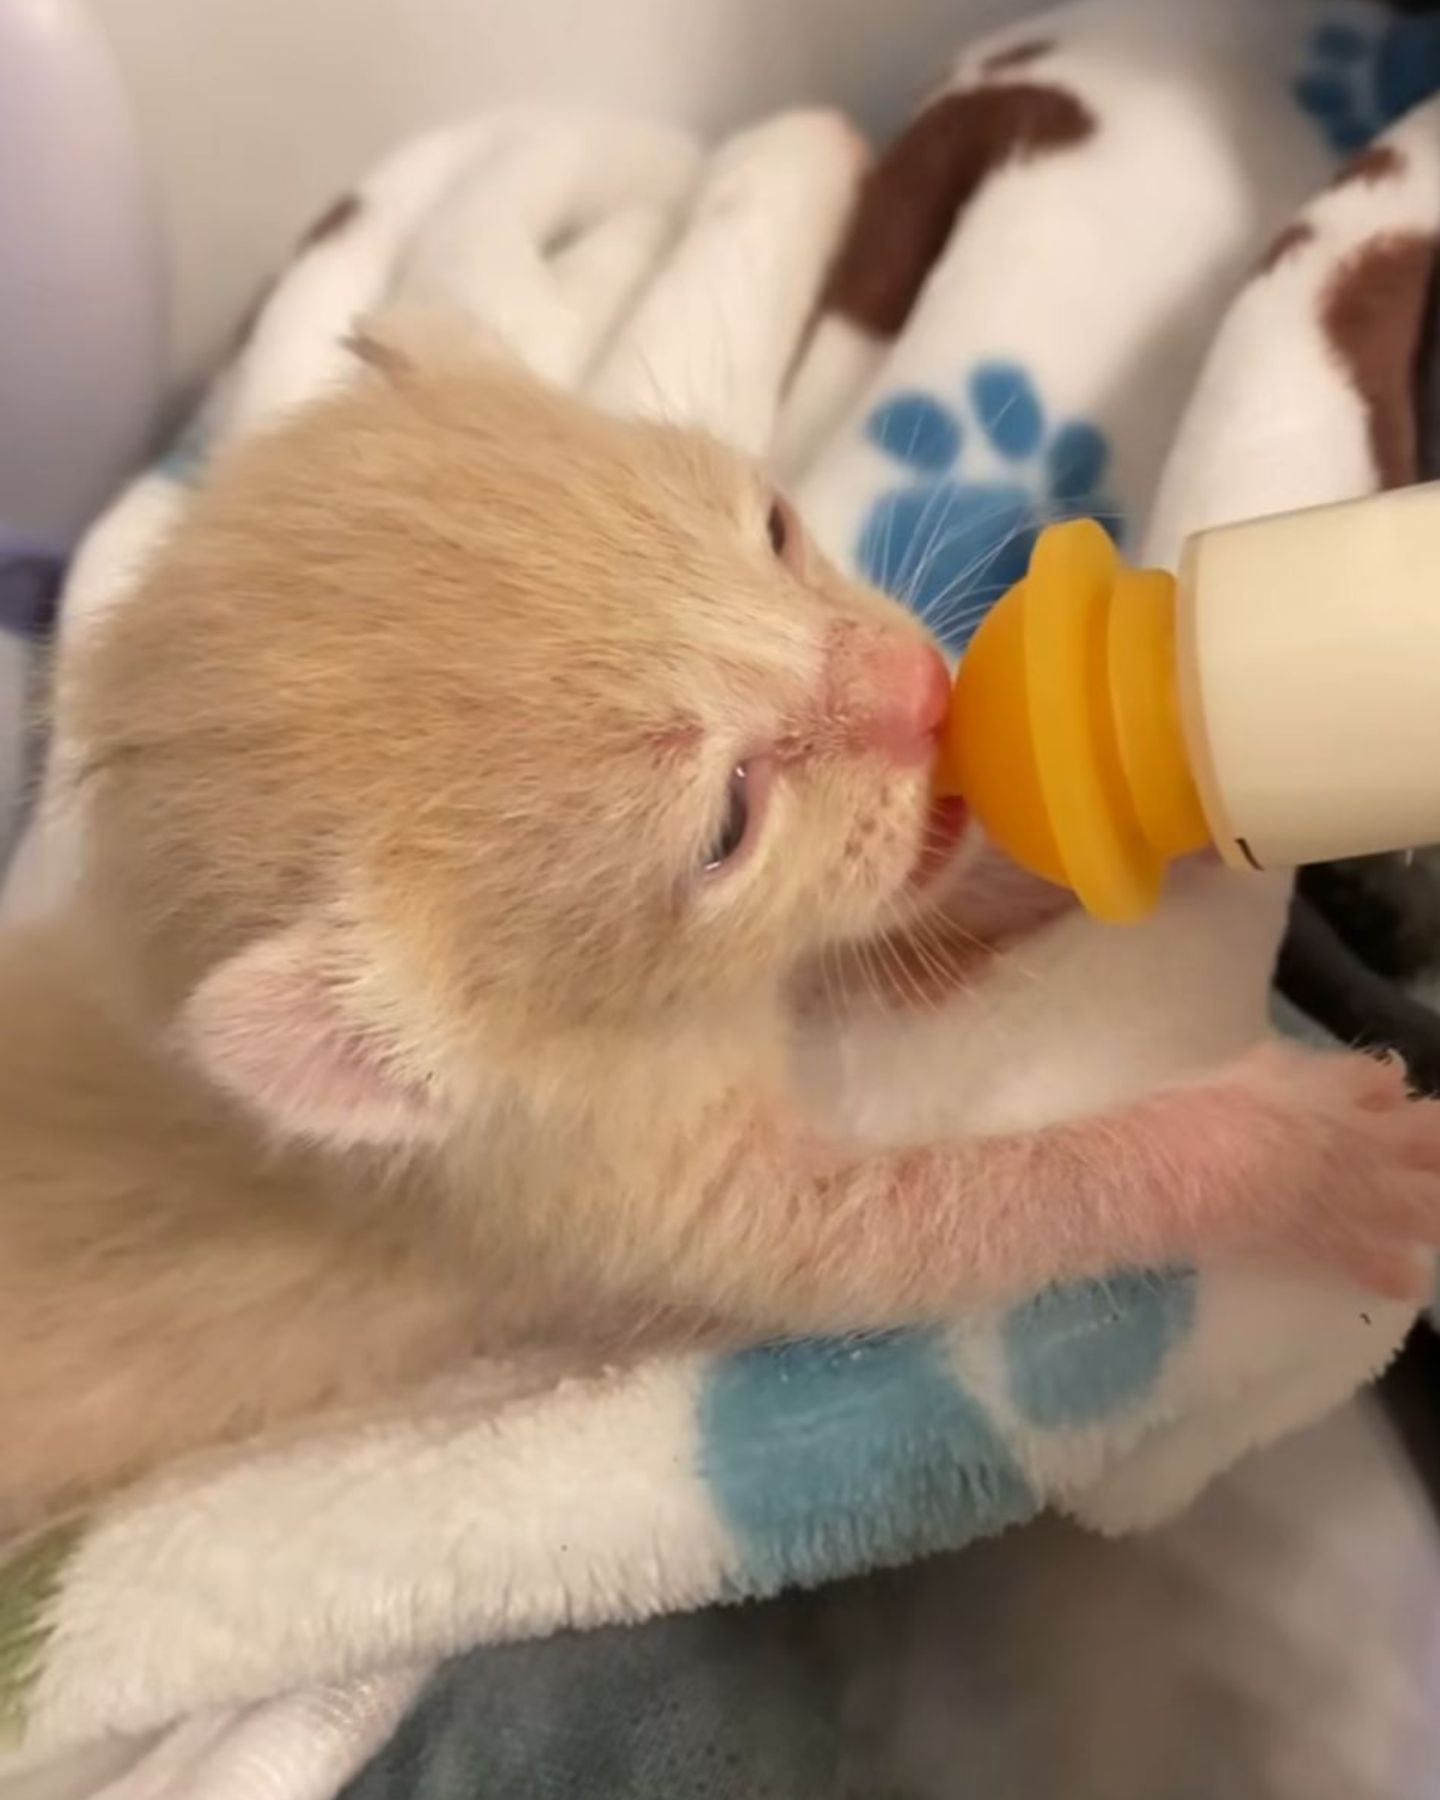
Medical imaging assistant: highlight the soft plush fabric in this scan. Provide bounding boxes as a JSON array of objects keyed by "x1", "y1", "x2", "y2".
[
  {"x1": 4, "y1": 2, "x2": 1440, "y2": 1794},
  {"x1": 336, "y1": 1393, "x2": 1440, "y2": 1800}
]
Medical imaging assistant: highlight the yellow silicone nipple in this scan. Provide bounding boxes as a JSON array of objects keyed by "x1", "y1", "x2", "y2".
[{"x1": 935, "y1": 518, "x2": 1212, "y2": 923}]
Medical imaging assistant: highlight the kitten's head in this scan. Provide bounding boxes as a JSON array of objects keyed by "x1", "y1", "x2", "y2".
[{"x1": 74, "y1": 346, "x2": 966, "y2": 1146}]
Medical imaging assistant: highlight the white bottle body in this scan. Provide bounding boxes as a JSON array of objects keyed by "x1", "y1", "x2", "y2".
[{"x1": 1177, "y1": 482, "x2": 1440, "y2": 872}]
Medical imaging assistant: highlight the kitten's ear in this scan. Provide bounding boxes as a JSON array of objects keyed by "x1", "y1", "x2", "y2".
[
  {"x1": 344, "y1": 304, "x2": 507, "y2": 383},
  {"x1": 181, "y1": 920, "x2": 442, "y2": 1149}
]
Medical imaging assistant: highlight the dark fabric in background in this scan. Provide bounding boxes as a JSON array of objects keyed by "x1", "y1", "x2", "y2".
[
  {"x1": 343, "y1": 1592, "x2": 846, "y2": 1800},
  {"x1": 1274, "y1": 145, "x2": 1440, "y2": 1496}
]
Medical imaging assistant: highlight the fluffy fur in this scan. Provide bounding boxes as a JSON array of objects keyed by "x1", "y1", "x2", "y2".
[{"x1": 6, "y1": 346, "x2": 1440, "y2": 1532}]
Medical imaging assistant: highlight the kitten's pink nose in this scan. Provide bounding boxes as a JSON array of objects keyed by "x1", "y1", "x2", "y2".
[{"x1": 863, "y1": 639, "x2": 951, "y2": 765}]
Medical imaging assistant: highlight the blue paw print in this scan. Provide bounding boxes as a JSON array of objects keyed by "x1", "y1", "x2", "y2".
[
  {"x1": 856, "y1": 361, "x2": 1122, "y2": 655},
  {"x1": 1001, "y1": 1269, "x2": 1196, "y2": 1430},
  {"x1": 1294, "y1": 12, "x2": 1440, "y2": 153},
  {"x1": 698, "y1": 1272, "x2": 1197, "y2": 1594},
  {"x1": 700, "y1": 1330, "x2": 1035, "y2": 1593}
]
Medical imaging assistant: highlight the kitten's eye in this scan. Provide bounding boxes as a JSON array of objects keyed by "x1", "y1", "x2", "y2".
[
  {"x1": 703, "y1": 765, "x2": 753, "y2": 873},
  {"x1": 766, "y1": 494, "x2": 803, "y2": 573},
  {"x1": 766, "y1": 499, "x2": 789, "y2": 557}
]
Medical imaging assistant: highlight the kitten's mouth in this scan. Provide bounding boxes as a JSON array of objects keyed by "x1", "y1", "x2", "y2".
[{"x1": 908, "y1": 793, "x2": 970, "y2": 889}]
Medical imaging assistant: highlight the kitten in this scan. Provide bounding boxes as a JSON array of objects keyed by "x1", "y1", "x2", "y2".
[{"x1": 4, "y1": 343, "x2": 1440, "y2": 1530}]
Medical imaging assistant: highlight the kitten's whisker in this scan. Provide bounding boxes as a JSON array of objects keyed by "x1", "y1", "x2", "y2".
[
  {"x1": 856, "y1": 933, "x2": 891, "y2": 1018},
  {"x1": 901, "y1": 501, "x2": 1037, "y2": 604},
  {"x1": 897, "y1": 497, "x2": 1035, "y2": 615},
  {"x1": 912, "y1": 524, "x2": 1034, "y2": 635},
  {"x1": 897, "y1": 470, "x2": 994, "y2": 596},
  {"x1": 876, "y1": 917, "x2": 932, "y2": 1013},
  {"x1": 900, "y1": 912, "x2": 979, "y2": 1006},
  {"x1": 891, "y1": 475, "x2": 961, "y2": 613}
]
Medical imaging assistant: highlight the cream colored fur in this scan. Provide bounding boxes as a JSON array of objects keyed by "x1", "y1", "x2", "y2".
[{"x1": 6, "y1": 352, "x2": 1440, "y2": 1533}]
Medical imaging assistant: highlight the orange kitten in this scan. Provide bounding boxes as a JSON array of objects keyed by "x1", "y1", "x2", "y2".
[{"x1": 4, "y1": 344, "x2": 1439, "y2": 1531}]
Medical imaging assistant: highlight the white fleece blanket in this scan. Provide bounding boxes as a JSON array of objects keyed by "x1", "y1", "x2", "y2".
[{"x1": 3, "y1": 1, "x2": 1440, "y2": 1792}]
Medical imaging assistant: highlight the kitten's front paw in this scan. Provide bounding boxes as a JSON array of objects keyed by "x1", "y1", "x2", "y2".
[{"x1": 1222, "y1": 1044, "x2": 1440, "y2": 1299}]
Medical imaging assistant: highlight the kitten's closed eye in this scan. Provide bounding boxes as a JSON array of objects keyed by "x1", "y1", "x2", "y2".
[
  {"x1": 766, "y1": 495, "x2": 803, "y2": 575},
  {"x1": 703, "y1": 760, "x2": 770, "y2": 875}
]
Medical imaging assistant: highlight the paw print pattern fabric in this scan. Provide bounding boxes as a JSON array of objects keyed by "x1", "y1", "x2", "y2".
[
  {"x1": 790, "y1": 0, "x2": 1345, "y2": 623},
  {"x1": 1294, "y1": 8, "x2": 1440, "y2": 152},
  {"x1": 855, "y1": 362, "x2": 1121, "y2": 651},
  {"x1": 5, "y1": 1, "x2": 1440, "y2": 1792}
]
